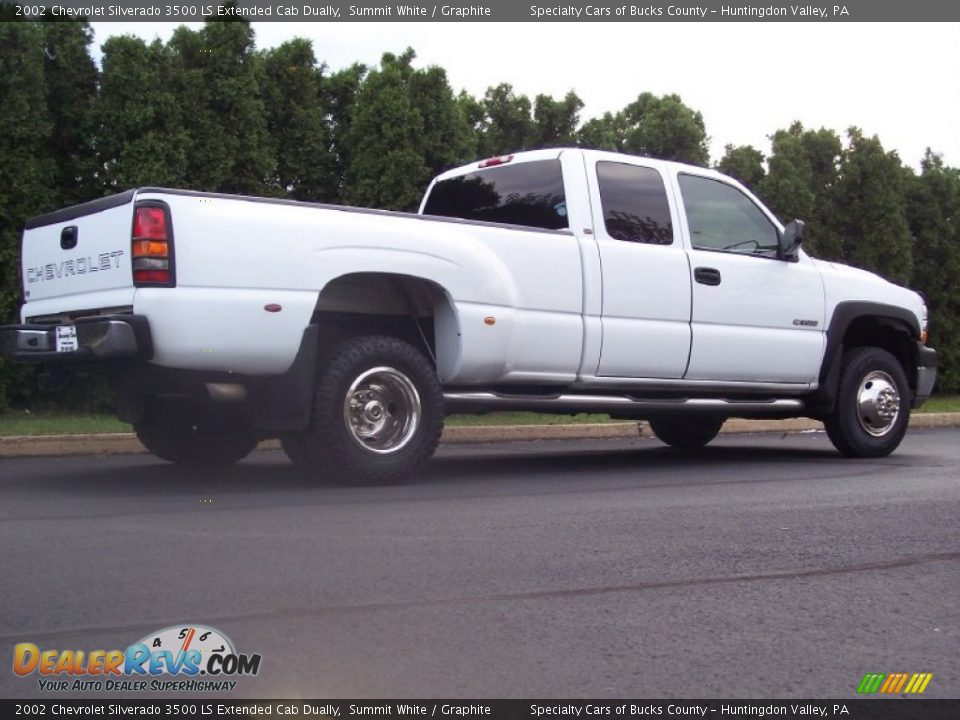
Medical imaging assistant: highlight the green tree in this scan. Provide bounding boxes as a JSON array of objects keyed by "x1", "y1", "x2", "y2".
[
  {"x1": 830, "y1": 128, "x2": 913, "y2": 284},
  {"x1": 799, "y1": 125, "x2": 844, "y2": 259},
  {"x1": 801, "y1": 127, "x2": 844, "y2": 202},
  {"x1": 474, "y1": 85, "x2": 583, "y2": 156},
  {"x1": 167, "y1": 12, "x2": 275, "y2": 194},
  {"x1": 758, "y1": 122, "x2": 843, "y2": 259},
  {"x1": 343, "y1": 54, "x2": 429, "y2": 210},
  {"x1": 621, "y1": 92, "x2": 709, "y2": 165},
  {"x1": 907, "y1": 151, "x2": 960, "y2": 391},
  {"x1": 531, "y1": 91, "x2": 583, "y2": 148},
  {"x1": 343, "y1": 49, "x2": 473, "y2": 209},
  {"x1": 324, "y1": 62, "x2": 367, "y2": 203},
  {"x1": 96, "y1": 36, "x2": 189, "y2": 190},
  {"x1": 408, "y1": 62, "x2": 475, "y2": 175},
  {"x1": 0, "y1": 22, "x2": 55, "y2": 407},
  {"x1": 578, "y1": 93, "x2": 708, "y2": 164},
  {"x1": 40, "y1": 20, "x2": 99, "y2": 206},
  {"x1": 716, "y1": 144, "x2": 765, "y2": 189},
  {"x1": 260, "y1": 39, "x2": 336, "y2": 201},
  {"x1": 456, "y1": 89, "x2": 485, "y2": 149},
  {"x1": 476, "y1": 83, "x2": 534, "y2": 157},
  {"x1": 577, "y1": 111, "x2": 628, "y2": 152},
  {"x1": 758, "y1": 127, "x2": 816, "y2": 224}
]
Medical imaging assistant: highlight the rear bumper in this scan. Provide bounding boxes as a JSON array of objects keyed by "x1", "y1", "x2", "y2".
[
  {"x1": 0, "y1": 315, "x2": 152, "y2": 363},
  {"x1": 913, "y1": 344, "x2": 938, "y2": 407}
]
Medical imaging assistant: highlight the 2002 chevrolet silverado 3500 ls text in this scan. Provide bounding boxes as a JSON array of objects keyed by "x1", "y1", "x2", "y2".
[{"x1": 0, "y1": 149, "x2": 938, "y2": 483}]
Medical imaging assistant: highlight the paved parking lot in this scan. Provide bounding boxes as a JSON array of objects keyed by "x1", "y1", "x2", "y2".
[{"x1": 1, "y1": 428, "x2": 957, "y2": 698}]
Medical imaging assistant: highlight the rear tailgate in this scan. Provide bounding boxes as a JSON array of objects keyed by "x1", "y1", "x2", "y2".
[{"x1": 20, "y1": 191, "x2": 138, "y2": 320}]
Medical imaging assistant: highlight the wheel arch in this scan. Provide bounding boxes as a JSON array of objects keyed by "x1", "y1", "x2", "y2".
[
  {"x1": 312, "y1": 272, "x2": 461, "y2": 382},
  {"x1": 810, "y1": 301, "x2": 921, "y2": 415}
]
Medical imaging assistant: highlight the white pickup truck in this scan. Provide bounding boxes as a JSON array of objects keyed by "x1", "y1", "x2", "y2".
[{"x1": 1, "y1": 149, "x2": 937, "y2": 483}]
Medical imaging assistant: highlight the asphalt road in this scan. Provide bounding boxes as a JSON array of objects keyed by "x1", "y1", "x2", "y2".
[{"x1": 1, "y1": 429, "x2": 958, "y2": 700}]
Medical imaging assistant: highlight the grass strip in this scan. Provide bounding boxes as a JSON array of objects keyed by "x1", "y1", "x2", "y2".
[{"x1": 1, "y1": 398, "x2": 957, "y2": 437}]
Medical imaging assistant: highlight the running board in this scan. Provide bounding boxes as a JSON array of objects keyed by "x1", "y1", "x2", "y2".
[{"x1": 443, "y1": 392, "x2": 805, "y2": 416}]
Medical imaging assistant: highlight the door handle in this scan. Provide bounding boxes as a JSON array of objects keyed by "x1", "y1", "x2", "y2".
[{"x1": 694, "y1": 267, "x2": 722, "y2": 286}]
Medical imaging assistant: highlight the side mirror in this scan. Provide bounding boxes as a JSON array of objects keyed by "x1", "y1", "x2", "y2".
[{"x1": 778, "y1": 219, "x2": 805, "y2": 262}]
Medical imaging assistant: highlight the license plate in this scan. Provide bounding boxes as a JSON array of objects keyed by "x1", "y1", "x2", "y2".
[{"x1": 55, "y1": 326, "x2": 78, "y2": 353}]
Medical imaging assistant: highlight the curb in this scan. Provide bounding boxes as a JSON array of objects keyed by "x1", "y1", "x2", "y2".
[{"x1": 0, "y1": 413, "x2": 958, "y2": 459}]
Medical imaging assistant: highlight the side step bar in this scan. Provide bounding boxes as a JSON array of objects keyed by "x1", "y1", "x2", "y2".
[{"x1": 443, "y1": 392, "x2": 805, "y2": 417}]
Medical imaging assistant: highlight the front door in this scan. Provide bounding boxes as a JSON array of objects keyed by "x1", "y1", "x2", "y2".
[{"x1": 674, "y1": 172, "x2": 825, "y2": 384}]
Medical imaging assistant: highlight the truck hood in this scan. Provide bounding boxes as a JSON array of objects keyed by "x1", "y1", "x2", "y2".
[{"x1": 811, "y1": 257, "x2": 926, "y2": 332}]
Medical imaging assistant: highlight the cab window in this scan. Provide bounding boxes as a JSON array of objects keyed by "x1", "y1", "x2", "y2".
[
  {"x1": 422, "y1": 160, "x2": 568, "y2": 230},
  {"x1": 596, "y1": 162, "x2": 673, "y2": 245},
  {"x1": 678, "y1": 174, "x2": 778, "y2": 256}
]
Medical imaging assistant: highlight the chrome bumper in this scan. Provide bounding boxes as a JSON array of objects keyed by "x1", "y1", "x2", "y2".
[
  {"x1": 913, "y1": 345, "x2": 938, "y2": 408},
  {"x1": 0, "y1": 315, "x2": 151, "y2": 363}
]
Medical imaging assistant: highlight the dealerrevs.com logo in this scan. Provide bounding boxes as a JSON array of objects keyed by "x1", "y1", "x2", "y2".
[{"x1": 13, "y1": 624, "x2": 261, "y2": 693}]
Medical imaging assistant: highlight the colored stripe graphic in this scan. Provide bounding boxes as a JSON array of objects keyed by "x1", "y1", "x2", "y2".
[
  {"x1": 892, "y1": 673, "x2": 909, "y2": 693},
  {"x1": 857, "y1": 673, "x2": 885, "y2": 693},
  {"x1": 879, "y1": 674, "x2": 897, "y2": 693},
  {"x1": 856, "y1": 672, "x2": 932, "y2": 694},
  {"x1": 903, "y1": 674, "x2": 921, "y2": 694}
]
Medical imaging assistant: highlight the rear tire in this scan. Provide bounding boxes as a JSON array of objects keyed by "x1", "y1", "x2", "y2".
[
  {"x1": 649, "y1": 415, "x2": 724, "y2": 450},
  {"x1": 824, "y1": 347, "x2": 910, "y2": 458},
  {"x1": 285, "y1": 335, "x2": 444, "y2": 485},
  {"x1": 135, "y1": 400, "x2": 258, "y2": 466}
]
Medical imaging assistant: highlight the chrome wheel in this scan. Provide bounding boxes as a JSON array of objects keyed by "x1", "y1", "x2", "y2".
[
  {"x1": 343, "y1": 366, "x2": 421, "y2": 454},
  {"x1": 856, "y1": 370, "x2": 901, "y2": 437}
]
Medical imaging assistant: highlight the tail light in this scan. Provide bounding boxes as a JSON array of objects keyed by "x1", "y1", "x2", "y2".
[{"x1": 132, "y1": 203, "x2": 175, "y2": 287}]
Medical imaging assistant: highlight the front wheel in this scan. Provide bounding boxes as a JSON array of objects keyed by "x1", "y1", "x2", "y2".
[
  {"x1": 284, "y1": 335, "x2": 444, "y2": 485},
  {"x1": 824, "y1": 347, "x2": 910, "y2": 458},
  {"x1": 649, "y1": 415, "x2": 724, "y2": 450}
]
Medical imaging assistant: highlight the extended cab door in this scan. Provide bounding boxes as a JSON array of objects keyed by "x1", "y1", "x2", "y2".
[
  {"x1": 586, "y1": 157, "x2": 692, "y2": 379},
  {"x1": 673, "y1": 171, "x2": 825, "y2": 384}
]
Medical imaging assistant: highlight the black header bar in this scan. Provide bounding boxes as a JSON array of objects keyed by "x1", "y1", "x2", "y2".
[{"x1": 3, "y1": 0, "x2": 960, "y2": 22}]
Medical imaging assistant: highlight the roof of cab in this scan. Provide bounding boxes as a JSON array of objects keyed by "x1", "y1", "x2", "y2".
[{"x1": 432, "y1": 147, "x2": 728, "y2": 184}]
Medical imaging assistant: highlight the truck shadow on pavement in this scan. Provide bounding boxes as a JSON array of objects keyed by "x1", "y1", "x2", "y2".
[{"x1": 8, "y1": 440, "x2": 893, "y2": 503}]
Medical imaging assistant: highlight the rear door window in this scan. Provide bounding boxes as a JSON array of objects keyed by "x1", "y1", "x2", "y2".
[{"x1": 596, "y1": 162, "x2": 673, "y2": 244}]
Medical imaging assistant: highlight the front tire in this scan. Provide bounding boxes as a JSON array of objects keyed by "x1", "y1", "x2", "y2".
[
  {"x1": 824, "y1": 347, "x2": 910, "y2": 458},
  {"x1": 284, "y1": 335, "x2": 444, "y2": 485},
  {"x1": 135, "y1": 400, "x2": 259, "y2": 466},
  {"x1": 649, "y1": 415, "x2": 724, "y2": 450}
]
